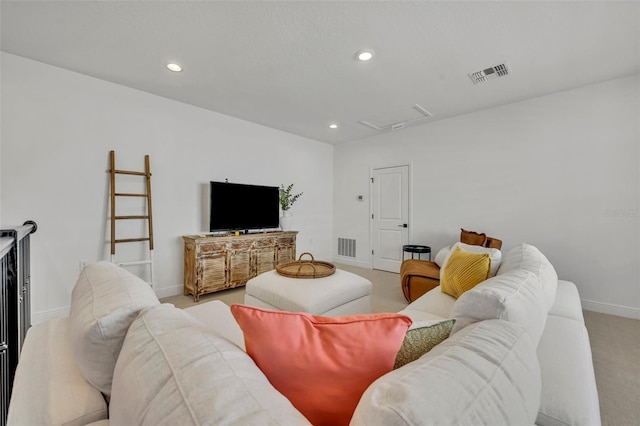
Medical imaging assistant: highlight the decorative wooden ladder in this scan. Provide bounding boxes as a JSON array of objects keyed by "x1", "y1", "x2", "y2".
[{"x1": 109, "y1": 150, "x2": 154, "y2": 287}]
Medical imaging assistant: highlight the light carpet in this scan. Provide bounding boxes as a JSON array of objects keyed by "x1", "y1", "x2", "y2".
[{"x1": 161, "y1": 263, "x2": 640, "y2": 426}]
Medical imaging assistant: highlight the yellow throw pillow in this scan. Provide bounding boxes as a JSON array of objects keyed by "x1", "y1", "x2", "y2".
[{"x1": 441, "y1": 246, "x2": 491, "y2": 298}]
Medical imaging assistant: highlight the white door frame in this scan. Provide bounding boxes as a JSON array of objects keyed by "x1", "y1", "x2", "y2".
[{"x1": 369, "y1": 162, "x2": 412, "y2": 270}]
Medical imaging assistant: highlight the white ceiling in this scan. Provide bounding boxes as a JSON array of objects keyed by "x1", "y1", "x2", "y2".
[{"x1": 1, "y1": 1, "x2": 639, "y2": 144}]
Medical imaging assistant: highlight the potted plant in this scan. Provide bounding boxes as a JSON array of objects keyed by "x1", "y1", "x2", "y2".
[{"x1": 279, "y1": 184, "x2": 303, "y2": 230}]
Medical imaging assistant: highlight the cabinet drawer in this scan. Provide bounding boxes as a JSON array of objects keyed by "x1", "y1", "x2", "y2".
[
  {"x1": 276, "y1": 237, "x2": 295, "y2": 246},
  {"x1": 229, "y1": 240, "x2": 253, "y2": 251},
  {"x1": 199, "y1": 242, "x2": 227, "y2": 254},
  {"x1": 254, "y1": 237, "x2": 275, "y2": 248}
]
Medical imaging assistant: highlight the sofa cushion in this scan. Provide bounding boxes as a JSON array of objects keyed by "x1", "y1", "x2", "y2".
[
  {"x1": 351, "y1": 320, "x2": 541, "y2": 426},
  {"x1": 434, "y1": 245, "x2": 451, "y2": 267},
  {"x1": 183, "y1": 299, "x2": 246, "y2": 349},
  {"x1": 68, "y1": 261, "x2": 159, "y2": 396},
  {"x1": 440, "y1": 246, "x2": 492, "y2": 298},
  {"x1": 393, "y1": 319, "x2": 455, "y2": 369},
  {"x1": 450, "y1": 269, "x2": 548, "y2": 346},
  {"x1": 498, "y1": 243, "x2": 558, "y2": 311},
  {"x1": 402, "y1": 285, "x2": 456, "y2": 319},
  {"x1": 398, "y1": 309, "x2": 449, "y2": 324},
  {"x1": 230, "y1": 304, "x2": 411, "y2": 426},
  {"x1": 7, "y1": 317, "x2": 108, "y2": 426},
  {"x1": 109, "y1": 304, "x2": 311, "y2": 425}
]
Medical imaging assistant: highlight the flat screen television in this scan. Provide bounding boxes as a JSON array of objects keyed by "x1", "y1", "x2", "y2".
[{"x1": 209, "y1": 181, "x2": 280, "y2": 232}]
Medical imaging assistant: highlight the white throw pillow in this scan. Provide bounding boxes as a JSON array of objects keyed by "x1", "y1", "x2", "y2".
[
  {"x1": 434, "y1": 246, "x2": 451, "y2": 267},
  {"x1": 109, "y1": 304, "x2": 311, "y2": 425},
  {"x1": 497, "y1": 243, "x2": 558, "y2": 311},
  {"x1": 68, "y1": 261, "x2": 159, "y2": 396},
  {"x1": 352, "y1": 320, "x2": 541, "y2": 426},
  {"x1": 450, "y1": 269, "x2": 548, "y2": 346},
  {"x1": 440, "y1": 242, "x2": 502, "y2": 277}
]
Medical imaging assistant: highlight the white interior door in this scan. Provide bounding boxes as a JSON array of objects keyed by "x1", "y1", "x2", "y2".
[{"x1": 371, "y1": 165, "x2": 409, "y2": 273}]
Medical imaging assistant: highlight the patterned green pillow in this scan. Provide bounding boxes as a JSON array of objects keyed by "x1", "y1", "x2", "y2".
[{"x1": 393, "y1": 319, "x2": 456, "y2": 369}]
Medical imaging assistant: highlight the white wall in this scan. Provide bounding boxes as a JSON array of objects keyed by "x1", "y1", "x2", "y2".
[
  {"x1": 334, "y1": 75, "x2": 640, "y2": 319},
  {"x1": 0, "y1": 52, "x2": 3, "y2": 226},
  {"x1": 0, "y1": 53, "x2": 333, "y2": 321}
]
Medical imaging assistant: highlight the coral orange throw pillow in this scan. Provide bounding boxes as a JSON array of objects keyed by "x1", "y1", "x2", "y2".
[{"x1": 230, "y1": 305, "x2": 412, "y2": 426}]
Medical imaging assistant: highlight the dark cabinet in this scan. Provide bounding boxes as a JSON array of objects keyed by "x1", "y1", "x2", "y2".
[{"x1": 0, "y1": 221, "x2": 36, "y2": 426}]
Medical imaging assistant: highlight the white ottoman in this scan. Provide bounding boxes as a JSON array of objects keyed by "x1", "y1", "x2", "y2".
[{"x1": 244, "y1": 269, "x2": 372, "y2": 316}]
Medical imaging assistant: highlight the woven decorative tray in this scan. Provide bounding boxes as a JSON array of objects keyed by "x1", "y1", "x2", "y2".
[{"x1": 276, "y1": 252, "x2": 336, "y2": 279}]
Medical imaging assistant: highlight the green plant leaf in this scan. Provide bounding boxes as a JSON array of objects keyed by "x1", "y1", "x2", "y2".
[{"x1": 280, "y1": 183, "x2": 303, "y2": 211}]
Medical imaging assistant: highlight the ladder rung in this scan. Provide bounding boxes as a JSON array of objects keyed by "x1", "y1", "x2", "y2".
[
  {"x1": 115, "y1": 193, "x2": 147, "y2": 197},
  {"x1": 114, "y1": 169, "x2": 148, "y2": 176},
  {"x1": 116, "y1": 260, "x2": 152, "y2": 267},
  {"x1": 115, "y1": 215, "x2": 149, "y2": 220},
  {"x1": 115, "y1": 237, "x2": 150, "y2": 244}
]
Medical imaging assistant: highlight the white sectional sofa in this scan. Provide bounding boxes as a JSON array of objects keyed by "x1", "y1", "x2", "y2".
[
  {"x1": 395, "y1": 243, "x2": 601, "y2": 426},
  {"x1": 7, "y1": 243, "x2": 600, "y2": 426}
]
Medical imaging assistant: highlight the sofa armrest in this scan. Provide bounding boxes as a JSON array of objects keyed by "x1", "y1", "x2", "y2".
[
  {"x1": 536, "y1": 281, "x2": 600, "y2": 426},
  {"x1": 536, "y1": 315, "x2": 600, "y2": 426},
  {"x1": 547, "y1": 280, "x2": 585, "y2": 322},
  {"x1": 8, "y1": 318, "x2": 108, "y2": 426}
]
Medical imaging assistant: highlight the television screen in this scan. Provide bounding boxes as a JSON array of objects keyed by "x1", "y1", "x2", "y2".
[{"x1": 209, "y1": 181, "x2": 280, "y2": 232}]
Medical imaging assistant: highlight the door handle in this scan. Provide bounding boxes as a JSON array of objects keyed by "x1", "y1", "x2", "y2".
[{"x1": 397, "y1": 224, "x2": 408, "y2": 228}]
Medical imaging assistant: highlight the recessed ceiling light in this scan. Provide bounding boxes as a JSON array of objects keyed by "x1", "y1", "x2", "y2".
[
  {"x1": 166, "y1": 63, "x2": 182, "y2": 72},
  {"x1": 356, "y1": 49, "x2": 374, "y2": 61},
  {"x1": 328, "y1": 123, "x2": 339, "y2": 129}
]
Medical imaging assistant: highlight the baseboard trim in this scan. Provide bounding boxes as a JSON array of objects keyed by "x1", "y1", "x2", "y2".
[
  {"x1": 31, "y1": 285, "x2": 184, "y2": 324},
  {"x1": 582, "y1": 299, "x2": 640, "y2": 320},
  {"x1": 333, "y1": 256, "x2": 371, "y2": 269},
  {"x1": 155, "y1": 284, "x2": 184, "y2": 299},
  {"x1": 32, "y1": 306, "x2": 69, "y2": 325}
]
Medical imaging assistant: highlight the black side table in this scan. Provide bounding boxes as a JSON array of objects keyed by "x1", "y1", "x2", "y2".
[{"x1": 403, "y1": 245, "x2": 431, "y2": 261}]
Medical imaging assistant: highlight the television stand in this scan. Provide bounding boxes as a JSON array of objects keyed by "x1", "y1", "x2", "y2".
[{"x1": 182, "y1": 231, "x2": 297, "y2": 301}]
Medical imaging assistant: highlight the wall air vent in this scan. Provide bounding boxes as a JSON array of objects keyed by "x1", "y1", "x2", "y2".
[
  {"x1": 469, "y1": 63, "x2": 510, "y2": 84},
  {"x1": 338, "y1": 238, "x2": 356, "y2": 258}
]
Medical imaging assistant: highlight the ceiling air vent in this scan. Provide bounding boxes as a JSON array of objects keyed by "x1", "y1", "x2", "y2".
[
  {"x1": 469, "y1": 63, "x2": 510, "y2": 84},
  {"x1": 359, "y1": 104, "x2": 433, "y2": 132}
]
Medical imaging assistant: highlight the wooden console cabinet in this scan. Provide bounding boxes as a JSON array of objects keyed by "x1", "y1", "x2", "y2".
[{"x1": 183, "y1": 231, "x2": 297, "y2": 301}]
